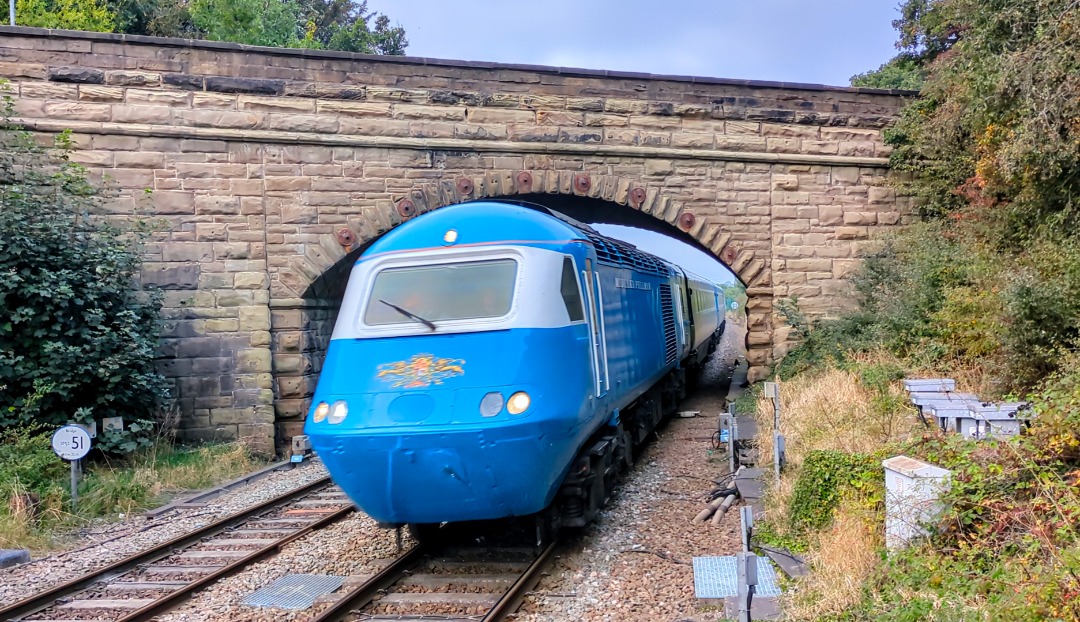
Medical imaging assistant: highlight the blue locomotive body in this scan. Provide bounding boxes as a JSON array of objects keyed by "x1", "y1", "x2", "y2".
[{"x1": 305, "y1": 202, "x2": 725, "y2": 526}]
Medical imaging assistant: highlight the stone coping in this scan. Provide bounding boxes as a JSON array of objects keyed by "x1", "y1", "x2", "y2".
[{"x1": 0, "y1": 25, "x2": 920, "y2": 97}]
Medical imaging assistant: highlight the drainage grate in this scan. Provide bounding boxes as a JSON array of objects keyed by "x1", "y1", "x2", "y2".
[
  {"x1": 241, "y1": 574, "x2": 345, "y2": 609},
  {"x1": 692, "y1": 556, "x2": 782, "y2": 598}
]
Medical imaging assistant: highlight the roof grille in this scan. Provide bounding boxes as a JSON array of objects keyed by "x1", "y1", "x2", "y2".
[{"x1": 580, "y1": 230, "x2": 670, "y2": 277}]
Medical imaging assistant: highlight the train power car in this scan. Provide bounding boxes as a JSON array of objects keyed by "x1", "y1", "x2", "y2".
[{"x1": 304, "y1": 201, "x2": 726, "y2": 536}]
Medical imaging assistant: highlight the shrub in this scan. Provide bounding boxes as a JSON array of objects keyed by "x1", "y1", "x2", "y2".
[
  {"x1": 0, "y1": 86, "x2": 168, "y2": 453},
  {"x1": 788, "y1": 450, "x2": 882, "y2": 535},
  {"x1": 0, "y1": 426, "x2": 69, "y2": 498}
]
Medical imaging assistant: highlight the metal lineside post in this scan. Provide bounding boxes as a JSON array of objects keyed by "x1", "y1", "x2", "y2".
[
  {"x1": 773, "y1": 430, "x2": 782, "y2": 483},
  {"x1": 765, "y1": 382, "x2": 782, "y2": 484},
  {"x1": 738, "y1": 506, "x2": 756, "y2": 622},
  {"x1": 70, "y1": 459, "x2": 79, "y2": 506},
  {"x1": 8, "y1": 0, "x2": 13, "y2": 26},
  {"x1": 727, "y1": 406, "x2": 736, "y2": 474},
  {"x1": 740, "y1": 505, "x2": 753, "y2": 552},
  {"x1": 737, "y1": 551, "x2": 758, "y2": 622}
]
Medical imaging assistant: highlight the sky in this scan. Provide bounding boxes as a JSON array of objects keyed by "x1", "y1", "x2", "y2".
[
  {"x1": 363, "y1": 1, "x2": 903, "y2": 283},
  {"x1": 365, "y1": 1, "x2": 901, "y2": 87},
  {"x1": 593, "y1": 224, "x2": 737, "y2": 285}
]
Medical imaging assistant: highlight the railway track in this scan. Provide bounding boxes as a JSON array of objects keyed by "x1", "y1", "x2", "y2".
[
  {"x1": 311, "y1": 528, "x2": 560, "y2": 622},
  {"x1": 0, "y1": 475, "x2": 353, "y2": 622}
]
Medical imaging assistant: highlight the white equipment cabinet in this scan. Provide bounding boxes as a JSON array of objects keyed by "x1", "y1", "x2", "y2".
[{"x1": 882, "y1": 455, "x2": 951, "y2": 550}]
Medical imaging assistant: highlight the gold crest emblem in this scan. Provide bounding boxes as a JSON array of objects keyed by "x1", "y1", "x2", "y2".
[{"x1": 377, "y1": 354, "x2": 465, "y2": 388}]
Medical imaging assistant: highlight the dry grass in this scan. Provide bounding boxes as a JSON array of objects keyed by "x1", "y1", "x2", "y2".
[
  {"x1": 0, "y1": 441, "x2": 262, "y2": 552},
  {"x1": 785, "y1": 502, "x2": 882, "y2": 620},
  {"x1": 757, "y1": 363, "x2": 914, "y2": 470},
  {"x1": 78, "y1": 441, "x2": 262, "y2": 516},
  {"x1": 0, "y1": 480, "x2": 66, "y2": 550},
  {"x1": 748, "y1": 355, "x2": 921, "y2": 619},
  {"x1": 754, "y1": 358, "x2": 916, "y2": 530}
]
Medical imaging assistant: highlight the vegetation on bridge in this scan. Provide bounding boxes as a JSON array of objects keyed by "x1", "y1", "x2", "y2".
[
  {"x1": 765, "y1": 0, "x2": 1080, "y2": 619},
  {"x1": 2, "y1": 0, "x2": 407, "y2": 54}
]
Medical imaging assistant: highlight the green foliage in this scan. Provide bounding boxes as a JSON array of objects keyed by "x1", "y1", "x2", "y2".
[
  {"x1": 190, "y1": 0, "x2": 302, "y2": 47},
  {"x1": 5, "y1": 0, "x2": 407, "y2": 54},
  {"x1": 0, "y1": 87, "x2": 167, "y2": 453},
  {"x1": 332, "y1": 14, "x2": 405, "y2": 54},
  {"x1": 849, "y1": 0, "x2": 960, "y2": 91},
  {"x1": 107, "y1": 0, "x2": 196, "y2": 38},
  {"x1": 0, "y1": 426, "x2": 70, "y2": 498},
  {"x1": 887, "y1": 0, "x2": 1080, "y2": 243},
  {"x1": 773, "y1": 220, "x2": 988, "y2": 376},
  {"x1": 10, "y1": 0, "x2": 116, "y2": 31},
  {"x1": 850, "y1": 54, "x2": 926, "y2": 91},
  {"x1": 150, "y1": 0, "x2": 406, "y2": 53},
  {"x1": 788, "y1": 450, "x2": 882, "y2": 535}
]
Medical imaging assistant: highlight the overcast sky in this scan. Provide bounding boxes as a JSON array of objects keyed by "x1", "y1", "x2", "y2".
[
  {"x1": 366, "y1": 1, "x2": 902, "y2": 283},
  {"x1": 365, "y1": 1, "x2": 901, "y2": 86}
]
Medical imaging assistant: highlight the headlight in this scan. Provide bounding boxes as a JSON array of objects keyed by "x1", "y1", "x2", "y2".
[
  {"x1": 479, "y1": 392, "x2": 504, "y2": 417},
  {"x1": 312, "y1": 401, "x2": 329, "y2": 423},
  {"x1": 507, "y1": 391, "x2": 531, "y2": 415},
  {"x1": 328, "y1": 400, "x2": 348, "y2": 424}
]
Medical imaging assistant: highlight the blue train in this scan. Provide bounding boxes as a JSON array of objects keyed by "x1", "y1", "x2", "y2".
[{"x1": 305, "y1": 201, "x2": 725, "y2": 534}]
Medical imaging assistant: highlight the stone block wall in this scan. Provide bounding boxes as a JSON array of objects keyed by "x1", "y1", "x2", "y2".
[{"x1": 0, "y1": 27, "x2": 912, "y2": 453}]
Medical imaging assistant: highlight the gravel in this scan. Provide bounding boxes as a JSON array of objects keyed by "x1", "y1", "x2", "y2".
[
  {"x1": 0, "y1": 460, "x2": 330, "y2": 608},
  {"x1": 157, "y1": 511, "x2": 408, "y2": 622}
]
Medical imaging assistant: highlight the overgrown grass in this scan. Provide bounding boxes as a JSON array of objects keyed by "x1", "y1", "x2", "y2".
[
  {"x1": 0, "y1": 430, "x2": 263, "y2": 551},
  {"x1": 746, "y1": 356, "x2": 919, "y2": 619},
  {"x1": 755, "y1": 352, "x2": 1080, "y2": 620}
]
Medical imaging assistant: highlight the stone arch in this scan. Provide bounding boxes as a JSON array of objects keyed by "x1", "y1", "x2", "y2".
[
  {"x1": 393, "y1": 171, "x2": 767, "y2": 287},
  {"x1": 279, "y1": 170, "x2": 766, "y2": 299},
  {"x1": 270, "y1": 169, "x2": 773, "y2": 448}
]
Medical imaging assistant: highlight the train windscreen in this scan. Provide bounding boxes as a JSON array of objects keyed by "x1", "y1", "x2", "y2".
[{"x1": 363, "y1": 259, "x2": 519, "y2": 327}]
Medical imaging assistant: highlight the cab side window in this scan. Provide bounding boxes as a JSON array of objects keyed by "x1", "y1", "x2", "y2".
[{"x1": 560, "y1": 257, "x2": 585, "y2": 322}]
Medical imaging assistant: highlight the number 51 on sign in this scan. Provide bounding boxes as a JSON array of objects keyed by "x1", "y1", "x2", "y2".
[{"x1": 51, "y1": 425, "x2": 91, "y2": 506}]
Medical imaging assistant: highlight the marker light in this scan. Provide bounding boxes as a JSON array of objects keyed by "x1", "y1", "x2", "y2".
[
  {"x1": 444, "y1": 229, "x2": 458, "y2": 244},
  {"x1": 479, "y1": 392, "x2": 504, "y2": 417},
  {"x1": 312, "y1": 401, "x2": 329, "y2": 423},
  {"x1": 507, "y1": 391, "x2": 531, "y2": 415},
  {"x1": 328, "y1": 400, "x2": 349, "y2": 424}
]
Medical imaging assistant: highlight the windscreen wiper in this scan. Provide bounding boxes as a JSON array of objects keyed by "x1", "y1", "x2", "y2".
[{"x1": 379, "y1": 299, "x2": 437, "y2": 331}]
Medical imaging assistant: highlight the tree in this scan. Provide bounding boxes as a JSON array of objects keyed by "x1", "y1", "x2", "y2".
[
  {"x1": 6, "y1": 0, "x2": 407, "y2": 55},
  {"x1": 0, "y1": 87, "x2": 167, "y2": 453},
  {"x1": 7, "y1": 0, "x2": 116, "y2": 31},
  {"x1": 327, "y1": 12, "x2": 407, "y2": 54},
  {"x1": 885, "y1": 0, "x2": 1080, "y2": 242},
  {"x1": 850, "y1": 55, "x2": 925, "y2": 91},
  {"x1": 850, "y1": 0, "x2": 962, "y2": 91},
  {"x1": 189, "y1": 0, "x2": 303, "y2": 47}
]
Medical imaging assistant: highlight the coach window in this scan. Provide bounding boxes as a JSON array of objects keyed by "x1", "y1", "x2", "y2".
[{"x1": 560, "y1": 257, "x2": 585, "y2": 322}]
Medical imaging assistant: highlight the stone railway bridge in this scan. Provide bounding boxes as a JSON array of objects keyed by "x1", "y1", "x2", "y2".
[{"x1": 0, "y1": 27, "x2": 913, "y2": 453}]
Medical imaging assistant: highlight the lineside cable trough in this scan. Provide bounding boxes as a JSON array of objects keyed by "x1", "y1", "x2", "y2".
[{"x1": 690, "y1": 387, "x2": 794, "y2": 622}]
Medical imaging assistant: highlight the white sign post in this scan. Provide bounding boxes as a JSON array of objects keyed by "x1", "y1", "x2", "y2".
[{"x1": 51, "y1": 425, "x2": 91, "y2": 506}]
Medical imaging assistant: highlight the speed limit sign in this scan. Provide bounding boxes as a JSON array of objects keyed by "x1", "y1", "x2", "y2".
[{"x1": 51, "y1": 425, "x2": 91, "y2": 461}]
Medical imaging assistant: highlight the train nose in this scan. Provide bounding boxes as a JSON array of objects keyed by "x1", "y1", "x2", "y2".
[{"x1": 386, "y1": 393, "x2": 436, "y2": 423}]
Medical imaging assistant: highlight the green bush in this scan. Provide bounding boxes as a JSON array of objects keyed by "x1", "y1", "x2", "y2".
[
  {"x1": 0, "y1": 426, "x2": 69, "y2": 498},
  {"x1": 788, "y1": 450, "x2": 882, "y2": 535},
  {"x1": 0, "y1": 88, "x2": 167, "y2": 453}
]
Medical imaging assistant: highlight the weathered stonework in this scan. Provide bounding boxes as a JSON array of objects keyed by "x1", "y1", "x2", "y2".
[{"x1": 0, "y1": 27, "x2": 914, "y2": 454}]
